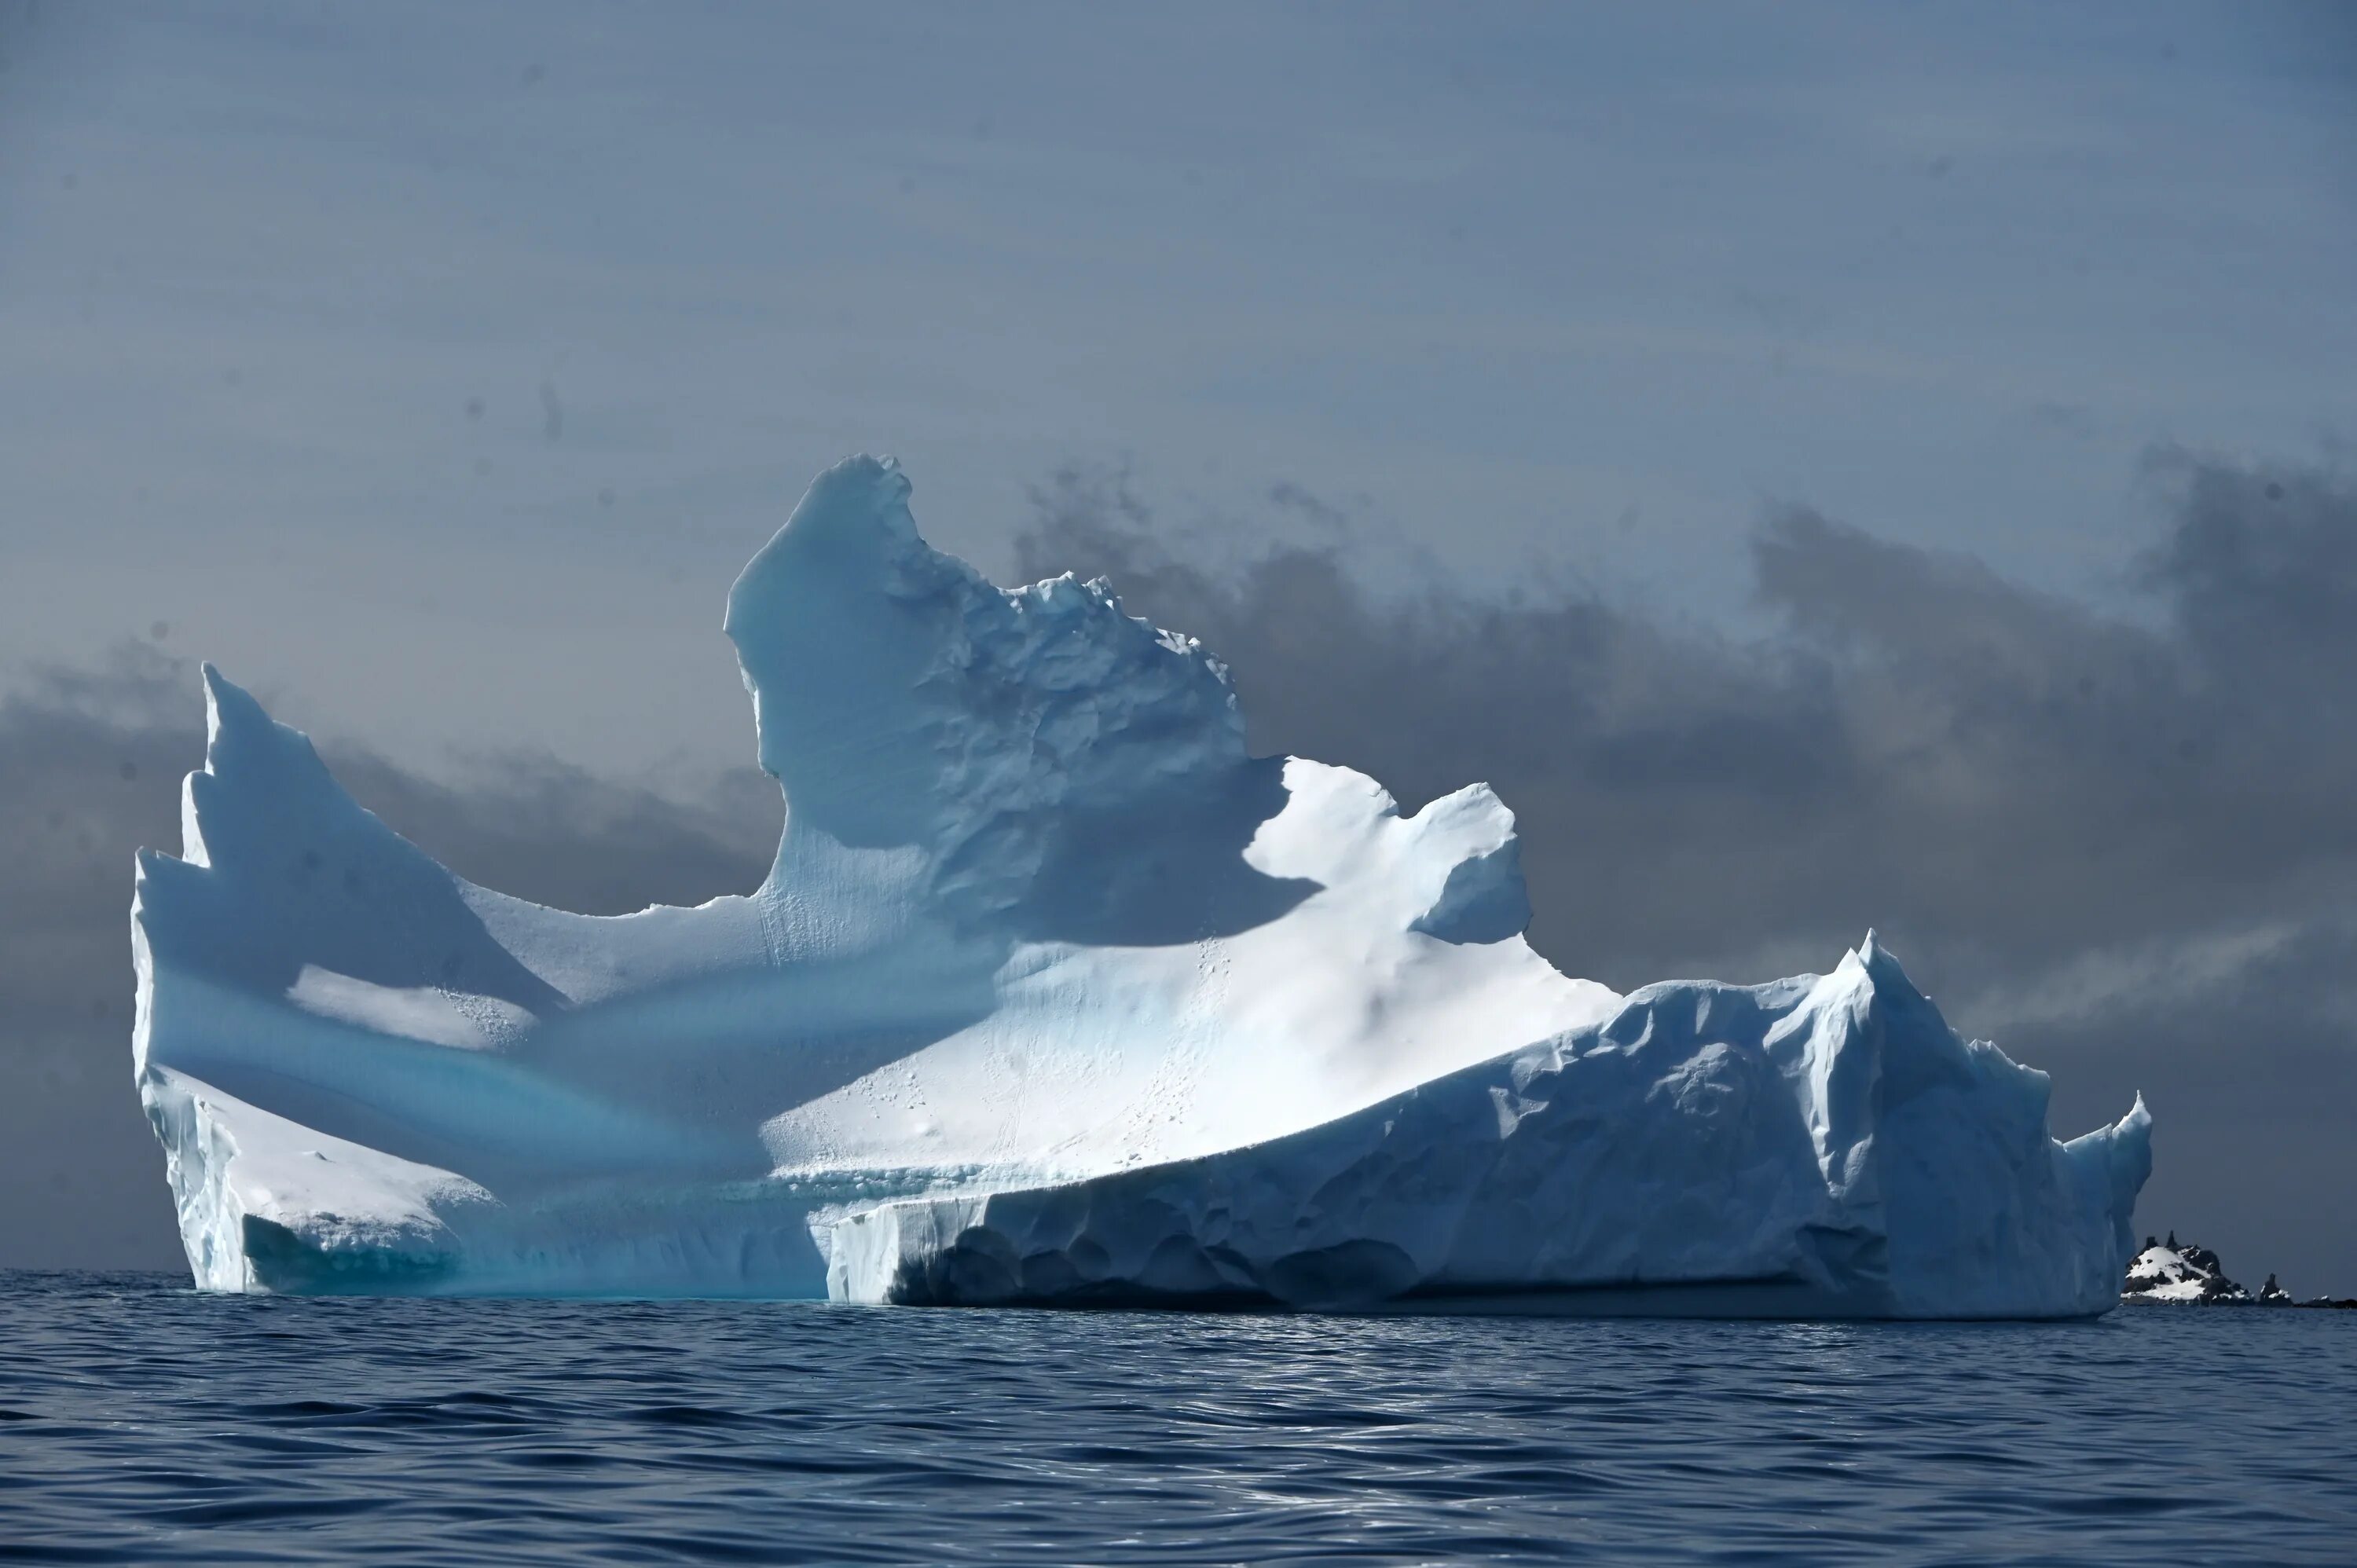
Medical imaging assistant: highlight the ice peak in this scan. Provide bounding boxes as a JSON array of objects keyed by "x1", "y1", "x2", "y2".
[
  {"x1": 1405, "y1": 783, "x2": 1531, "y2": 943},
  {"x1": 721, "y1": 454, "x2": 1270, "y2": 934},
  {"x1": 1825, "y1": 929, "x2": 1933, "y2": 1013},
  {"x1": 179, "y1": 665, "x2": 348, "y2": 875},
  {"x1": 199, "y1": 662, "x2": 264, "y2": 758}
]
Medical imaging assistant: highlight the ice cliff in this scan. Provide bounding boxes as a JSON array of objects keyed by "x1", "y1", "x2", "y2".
[{"x1": 132, "y1": 456, "x2": 2151, "y2": 1316}]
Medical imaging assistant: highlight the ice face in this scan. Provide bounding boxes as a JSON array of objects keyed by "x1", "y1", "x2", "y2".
[
  {"x1": 130, "y1": 456, "x2": 2150, "y2": 1314},
  {"x1": 831, "y1": 944, "x2": 2154, "y2": 1318}
]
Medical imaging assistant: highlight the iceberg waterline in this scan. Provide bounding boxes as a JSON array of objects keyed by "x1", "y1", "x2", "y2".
[{"x1": 132, "y1": 456, "x2": 2151, "y2": 1315}]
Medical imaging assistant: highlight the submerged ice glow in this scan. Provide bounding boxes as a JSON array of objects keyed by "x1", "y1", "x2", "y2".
[{"x1": 131, "y1": 456, "x2": 2150, "y2": 1315}]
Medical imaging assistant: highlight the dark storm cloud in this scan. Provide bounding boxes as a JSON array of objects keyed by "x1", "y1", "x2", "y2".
[
  {"x1": 1019, "y1": 451, "x2": 2357, "y2": 1293},
  {"x1": 0, "y1": 644, "x2": 776, "y2": 1270}
]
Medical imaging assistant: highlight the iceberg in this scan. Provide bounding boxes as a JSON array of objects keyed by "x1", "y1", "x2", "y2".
[{"x1": 131, "y1": 456, "x2": 2151, "y2": 1316}]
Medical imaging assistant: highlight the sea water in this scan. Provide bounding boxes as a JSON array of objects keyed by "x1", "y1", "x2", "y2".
[{"x1": 1, "y1": 1273, "x2": 2349, "y2": 1564}]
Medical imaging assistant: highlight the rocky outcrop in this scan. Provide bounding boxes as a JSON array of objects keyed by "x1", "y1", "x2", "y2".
[
  {"x1": 2122, "y1": 1235, "x2": 2357, "y2": 1307},
  {"x1": 2122, "y1": 1233, "x2": 2251, "y2": 1303}
]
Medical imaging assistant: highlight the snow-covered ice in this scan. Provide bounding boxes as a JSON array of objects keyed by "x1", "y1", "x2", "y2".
[{"x1": 131, "y1": 456, "x2": 2151, "y2": 1316}]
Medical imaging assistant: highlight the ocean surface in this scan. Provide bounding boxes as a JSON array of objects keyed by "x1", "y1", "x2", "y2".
[{"x1": 1, "y1": 1274, "x2": 2350, "y2": 1565}]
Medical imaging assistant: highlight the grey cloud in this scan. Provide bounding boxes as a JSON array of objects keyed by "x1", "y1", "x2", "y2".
[
  {"x1": 2143, "y1": 453, "x2": 2357, "y2": 709},
  {"x1": 1019, "y1": 452, "x2": 2357, "y2": 1295},
  {"x1": 0, "y1": 643, "x2": 776, "y2": 1271}
]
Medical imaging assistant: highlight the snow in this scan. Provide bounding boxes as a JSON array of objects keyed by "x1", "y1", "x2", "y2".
[
  {"x1": 2122, "y1": 1241, "x2": 2251, "y2": 1305},
  {"x1": 132, "y1": 455, "x2": 2152, "y2": 1315},
  {"x1": 284, "y1": 965, "x2": 533, "y2": 1050}
]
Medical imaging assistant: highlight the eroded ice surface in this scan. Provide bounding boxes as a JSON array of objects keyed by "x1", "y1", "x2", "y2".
[{"x1": 132, "y1": 456, "x2": 2150, "y2": 1315}]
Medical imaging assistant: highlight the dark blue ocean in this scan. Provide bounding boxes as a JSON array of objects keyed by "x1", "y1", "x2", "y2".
[{"x1": 2, "y1": 1274, "x2": 2350, "y2": 1565}]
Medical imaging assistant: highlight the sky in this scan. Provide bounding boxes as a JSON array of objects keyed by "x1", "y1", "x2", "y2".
[{"x1": 2, "y1": 2, "x2": 2353, "y2": 1288}]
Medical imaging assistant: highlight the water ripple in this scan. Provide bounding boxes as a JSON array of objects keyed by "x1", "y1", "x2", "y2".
[{"x1": 0, "y1": 1275, "x2": 2350, "y2": 1564}]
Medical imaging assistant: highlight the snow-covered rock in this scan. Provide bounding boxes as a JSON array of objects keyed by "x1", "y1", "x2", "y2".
[
  {"x1": 2121, "y1": 1235, "x2": 2252, "y2": 1303},
  {"x1": 131, "y1": 456, "x2": 2152, "y2": 1316}
]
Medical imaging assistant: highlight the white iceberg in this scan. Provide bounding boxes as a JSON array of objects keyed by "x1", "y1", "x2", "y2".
[{"x1": 132, "y1": 456, "x2": 2151, "y2": 1316}]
